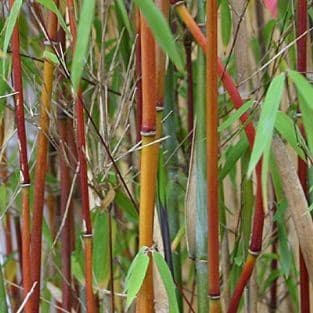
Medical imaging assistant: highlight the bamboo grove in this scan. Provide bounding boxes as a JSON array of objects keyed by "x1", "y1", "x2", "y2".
[{"x1": 1, "y1": 0, "x2": 313, "y2": 312}]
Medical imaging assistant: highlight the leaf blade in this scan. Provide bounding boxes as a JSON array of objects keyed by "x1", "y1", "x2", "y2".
[
  {"x1": 125, "y1": 251, "x2": 150, "y2": 310},
  {"x1": 3, "y1": 0, "x2": 23, "y2": 55},
  {"x1": 134, "y1": 0, "x2": 183, "y2": 71},
  {"x1": 248, "y1": 73, "x2": 285, "y2": 176},
  {"x1": 71, "y1": 0, "x2": 96, "y2": 91},
  {"x1": 152, "y1": 251, "x2": 179, "y2": 313}
]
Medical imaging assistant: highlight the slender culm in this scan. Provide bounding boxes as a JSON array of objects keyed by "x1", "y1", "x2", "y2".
[
  {"x1": 296, "y1": 1, "x2": 310, "y2": 312},
  {"x1": 67, "y1": 0, "x2": 94, "y2": 311},
  {"x1": 136, "y1": 12, "x2": 157, "y2": 313},
  {"x1": 8, "y1": 0, "x2": 31, "y2": 311},
  {"x1": 30, "y1": 4, "x2": 59, "y2": 311},
  {"x1": 206, "y1": 0, "x2": 221, "y2": 312}
]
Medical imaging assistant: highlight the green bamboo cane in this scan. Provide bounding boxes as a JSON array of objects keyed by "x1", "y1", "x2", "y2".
[{"x1": 194, "y1": 1, "x2": 209, "y2": 310}]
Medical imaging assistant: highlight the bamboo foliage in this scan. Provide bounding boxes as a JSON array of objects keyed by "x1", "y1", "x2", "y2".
[{"x1": 2, "y1": 1, "x2": 313, "y2": 312}]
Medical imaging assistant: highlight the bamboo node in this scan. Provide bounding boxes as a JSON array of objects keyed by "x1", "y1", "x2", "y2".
[
  {"x1": 198, "y1": 23, "x2": 206, "y2": 33},
  {"x1": 248, "y1": 249, "x2": 260, "y2": 256},
  {"x1": 82, "y1": 233, "x2": 94, "y2": 239},
  {"x1": 20, "y1": 183, "x2": 31, "y2": 188},
  {"x1": 140, "y1": 130, "x2": 156, "y2": 137},
  {"x1": 171, "y1": 1, "x2": 185, "y2": 8},
  {"x1": 209, "y1": 294, "x2": 221, "y2": 300},
  {"x1": 43, "y1": 40, "x2": 58, "y2": 46}
]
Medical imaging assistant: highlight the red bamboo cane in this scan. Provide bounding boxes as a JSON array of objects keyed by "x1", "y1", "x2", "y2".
[
  {"x1": 9, "y1": 0, "x2": 32, "y2": 311},
  {"x1": 296, "y1": 1, "x2": 309, "y2": 312},
  {"x1": 30, "y1": 4, "x2": 59, "y2": 311},
  {"x1": 66, "y1": 1, "x2": 94, "y2": 311},
  {"x1": 206, "y1": 0, "x2": 221, "y2": 311}
]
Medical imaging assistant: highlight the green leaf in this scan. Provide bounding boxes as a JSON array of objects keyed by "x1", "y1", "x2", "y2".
[
  {"x1": 152, "y1": 251, "x2": 179, "y2": 313},
  {"x1": 0, "y1": 185, "x2": 7, "y2": 215},
  {"x1": 3, "y1": 0, "x2": 23, "y2": 55},
  {"x1": 248, "y1": 73, "x2": 285, "y2": 176},
  {"x1": 220, "y1": 136, "x2": 249, "y2": 180},
  {"x1": 134, "y1": 0, "x2": 183, "y2": 71},
  {"x1": 220, "y1": 0, "x2": 231, "y2": 47},
  {"x1": 288, "y1": 70, "x2": 313, "y2": 111},
  {"x1": 125, "y1": 248, "x2": 149, "y2": 310},
  {"x1": 42, "y1": 218, "x2": 53, "y2": 249},
  {"x1": 218, "y1": 100, "x2": 254, "y2": 132},
  {"x1": 275, "y1": 111, "x2": 305, "y2": 159},
  {"x1": 0, "y1": 263, "x2": 8, "y2": 313},
  {"x1": 115, "y1": 0, "x2": 133, "y2": 37},
  {"x1": 115, "y1": 190, "x2": 138, "y2": 222},
  {"x1": 71, "y1": 252, "x2": 85, "y2": 285},
  {"x1": 298, "y1": 94, "x2": 313, "y2": 154},
  {"x1": 289, "y1": 70, "x2": 313, "y2": 154},
  {"x1": 93, "y1": 211, "x2": 110, "y2": 288},
  {"x1": 35, "y1": 0, "x2": 69, "y2": 36},
  {"x1": 43, "y1": 50, "x2": 59, "y2": 65},
  {"x1": 71, "y1": 0, "x2": 96, "y2": 91}
]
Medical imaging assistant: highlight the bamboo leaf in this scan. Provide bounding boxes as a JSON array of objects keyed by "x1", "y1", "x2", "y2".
[
  {"x1": 115, "y1": 190, "x2": 138, "y2": 222},
  {"x1": 275, "y1": 111, "x2": 305, "y2": 160},
  {"x1": 218, "y1": 100, "x2": 254, "y2": 132},
  {"x1": 71, "y1": 252, "x2": 85, "y2": 285},
  {"x1": 93, "y1": 211, "x2": 110, "y2": 288},
  {"x1": 0, "y1": 263, "x2": 8, "y2": 313},
  {"x1": 289, "y1": 70, "x2": 313, "y2": 153},
  {"x1": 125, "y1": 246, "x2": 146, "y2": 283},
  {"x1": 220, "y1": 136, "x2": 249, "y2": 180},
  {"x1": 134, "y1": 0, "x2": 183, "y2": 71},
  {"x1": 43, "y1": 50, "x2": 59, "y2": 65},
  {"x1": 0, "y1": 185, "x2": 7, "y2": 215},
  {"x1": 115, "y1": 0, "x2": 133, "y2": 37},
  {"x1": 248, "y1": 73, "x2": 285, "y2": 176},
  {"x1": 125, "y1": 248, "x2": 149, "y2": 310},
  {"x1": 3, "y1": 0, "x2": 23, "y2": 55},
  {"x1": 298, "y1": 94, "x2": 313, "y2": 154},
  {"x1": 152, "y1": 251, "x2": 179, "y2": 313},
  {"x1": 35, "y1": 0, "x2": 69, "y2": 36},
  {"x1": 288, "y1": 70, "x2": 313, "y2": 110},
  {"x1": 71, "y1": 0, "x2": 96, "y2": 91},
  {"x1": 220, "y1": 0, "x2": 231, "y2": 47}
]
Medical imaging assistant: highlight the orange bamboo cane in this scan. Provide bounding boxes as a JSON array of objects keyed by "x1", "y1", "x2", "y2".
[
  {"x1": 136, "y1": 13, "x2": 157, "y2": 313},
  {"x1": 206, "y1": 0, "x2": 221, "y2": 311},
  {"x1": 30, "y1": 5, "x2": 58, "y2": 311},
  {"x1": 8, "y1": 0, "x2": 32, "y2": 311}
]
